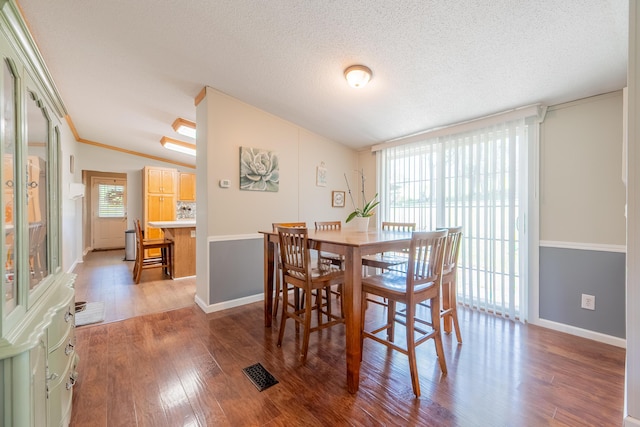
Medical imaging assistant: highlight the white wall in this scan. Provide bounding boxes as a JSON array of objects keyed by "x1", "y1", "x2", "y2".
[
  {"x1": 201, "y1": 88, "x2": 359, "y2": 235},
  {"x1": 541, "y1": 91, "x2": 625, "y2": 246},
  {"x1": 59, "y1": 121, "x2": 83, "y2": 271}
]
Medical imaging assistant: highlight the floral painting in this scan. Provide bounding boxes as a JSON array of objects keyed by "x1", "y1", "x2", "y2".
[{"x1": 240, "y1": 147, "x2": 279, "y2": 192}]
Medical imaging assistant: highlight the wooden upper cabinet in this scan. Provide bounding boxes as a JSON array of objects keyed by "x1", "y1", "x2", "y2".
[
  {"x1": 147, "y1": 167, "x2": 176, "y2": 194},
  {"x1": 143, "y1": 166, "x2": 177, "y2": 257},
  {"x1": 179, "y1": 172, "x2": 196, "y2": 201}
]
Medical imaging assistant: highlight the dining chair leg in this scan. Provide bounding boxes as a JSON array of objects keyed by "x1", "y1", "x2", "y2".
[
  {"x1": 295, "y1": 289, "x2": 302, "y2": 333},
  {"x1": 442, "y1": 280, "x2": 452, "y2": 334},
  {"x1": 406, "y1": 303, "x2": 421, "y2": 397},
  {"x1": 134, "y1": 252, "x2": 143, "y2": 284},
  {"x1": 273, "y1": 267, "x2": 281, "y2": 318},
  {"x1": 326, "y1": 287, "x2": 334, "y2": 320},
  {"x1": 431, "y1": 296, "x2": 448, "y2": 375},
  {"x1": 451, "y1": 309, "x2": 462, "y2": 343},
  {"x1": 387, "y1": 301, "x2": 396, "y2": 342},
  {"x1": 300, "y1": 288, "x2": 314, "y2": 363},
  {"x1": 276, "y1": 292, "x2": 288, "y2": 348},
  {"x1": 450, "y1": 282, "x2": 462, "y2": 343}
]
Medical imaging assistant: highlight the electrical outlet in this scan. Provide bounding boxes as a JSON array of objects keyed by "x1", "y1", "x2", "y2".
[{"x1": 581, "y1": 294, "x2": 595, "y2": 310}]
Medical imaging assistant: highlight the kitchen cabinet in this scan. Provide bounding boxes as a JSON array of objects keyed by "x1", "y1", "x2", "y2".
[
  {"x1": 142, "y1": 166, "x2": 177, "y2": 257},
  {"x1": 147, "y1": 167, "x2": 176, "y2": 195},
  {"x1": 0, "y1": 4, "x2": 76, "y2": 426},
  {"x1": 179, "y1": 172, "x2": 196, "y2": 201}
]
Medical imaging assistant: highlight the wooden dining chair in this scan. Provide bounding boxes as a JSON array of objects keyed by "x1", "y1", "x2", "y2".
[
  {"x1": 361, "y1": 229, "x2": 448, "y2": 397},
  {"x1": 272, "y1": 222, "x2": 306, "y2": 318},
  {"x1": 314, "y1": 221, "x2": 344, "y2": 315},
  {"x1": 133, "y1": 219, "x2": 174, "y2": 284},
  {"x1": 276, "y1": 226, "x2": 344, "y2": 363},
  {"x1": 439, "y1": 226, "x2": 463, "y2": 343}
]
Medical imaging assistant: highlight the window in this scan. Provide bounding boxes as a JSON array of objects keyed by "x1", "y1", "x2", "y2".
[
  {"x1": 97, "y1": 184, "x2": 125, "y2": 218},
  {"x1": 377, "y1": 112, "x2": 541, "y2": 321}
]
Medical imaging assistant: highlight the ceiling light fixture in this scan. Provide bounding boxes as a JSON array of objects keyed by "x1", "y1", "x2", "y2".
[
  {"x1": 344, "y1": 65, "x2": 372, "y2": 88},
  {"x1": 161, "y1": 136, "x2": 196, "y2": 156},
  {"x1": 171, "y1": 117, "x2": 196, "y2": 139}
]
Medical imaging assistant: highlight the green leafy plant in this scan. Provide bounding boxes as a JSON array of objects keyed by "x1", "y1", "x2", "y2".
[{"x1": 344, "y1": 170, "x2": 380, "y2": 223}]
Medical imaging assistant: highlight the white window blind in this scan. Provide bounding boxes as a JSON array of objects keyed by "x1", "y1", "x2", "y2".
[
  {"x1": 378, "y1": 117, "x2": 534, "y2": 321},
  {"x1": 97, "y1": 184, "x2": 125, "y2": 218}
]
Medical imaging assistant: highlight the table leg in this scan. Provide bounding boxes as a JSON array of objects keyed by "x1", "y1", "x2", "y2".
[
  {"x1": 343, "y1": 246, "x2": 362, "y2": 394},
  {"x1": 263, "y1": 234, "x2": 275, "y2": 327}
]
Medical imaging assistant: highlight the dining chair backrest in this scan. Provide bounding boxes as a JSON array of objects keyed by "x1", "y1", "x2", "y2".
[
  {"x1": 134, "y1": 219, "x2": 144, "y2": 252},
  {"x1": 441, "y1": 226, "x2": 463, "y2": 275},
  {"x1": 406, "y1": 230, "x2": 448, "y2": 302},
  {"x1": 382, "y1": 222, "x2": 416, "y2": 232},
  {"x1": 437, "y1": 226, "x2": 463, "y2": 343},
  {"x1": 272, "y1": 222, "x2": 306, "y2": 232},
  {"x1": 315, "y1": 221, "x2": 341, "y2": 231},
  {"x1": 277, "y1": 226, "x2": 312, "y2": 287}
]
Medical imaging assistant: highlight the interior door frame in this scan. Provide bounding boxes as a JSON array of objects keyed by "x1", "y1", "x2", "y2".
[{"x1": 82, "y1": 170, "x2": 127, "y2": 253}]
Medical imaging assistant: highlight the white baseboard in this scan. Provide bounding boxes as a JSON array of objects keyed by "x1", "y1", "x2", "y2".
[
  {"x1": 83, "y1": 246, "x2": 93, "y2": 256},
  {"x1": 625, "y1": 415, "x2": 640, "y2": 427},
  {"x1": 66, "y1": 258, "x2": 82, "y2": 274},
  {"x1": 531, "y1": 318, "x2": 626, "y2": 348},
  {"x1": 195, "y1": 292, "x2": 264, "y2": 314}
]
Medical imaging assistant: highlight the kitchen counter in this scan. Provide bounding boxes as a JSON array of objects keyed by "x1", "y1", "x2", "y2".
[
  {"x1": 148, "y1": 220, "x2": 195, "y2": 228},
  {"x1": 149, "y1": 220, "x2": 196, "y2": 278}
]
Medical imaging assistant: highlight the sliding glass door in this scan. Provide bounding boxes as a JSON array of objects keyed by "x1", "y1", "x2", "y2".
[{"x1": 378, "y1": 117, "x2": 535, "y2": 321}]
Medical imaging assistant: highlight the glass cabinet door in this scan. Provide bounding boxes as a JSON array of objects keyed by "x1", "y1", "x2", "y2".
[
  {"x1": 26, "y1": 91, "x2": 49, "y2": 293},
  {"x1": 2, "y1": 58, "x2": 16, "y2": 315}
]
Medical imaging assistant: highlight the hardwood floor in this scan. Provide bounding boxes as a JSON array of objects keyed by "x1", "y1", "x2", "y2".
[
  {"x1": 70, "y1": 252, "x2": 625, "y2": 426},
  {"x1": 73, "y1": 249, "x2": 196, "y2": 323}
]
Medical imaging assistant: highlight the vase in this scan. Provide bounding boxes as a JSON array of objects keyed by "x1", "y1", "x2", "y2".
[{"x1": 350, "y1": 216, "x2": 370, "y2": 232}]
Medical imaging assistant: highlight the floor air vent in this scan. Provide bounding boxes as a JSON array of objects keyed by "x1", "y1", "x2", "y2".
[{"x1": 242, "y1": 363, "x2": 279, "y2": 391}]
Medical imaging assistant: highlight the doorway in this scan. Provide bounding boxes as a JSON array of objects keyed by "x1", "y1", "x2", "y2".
[{"x1": 82, "y1": 171, "x2": 128, "y2": 252}]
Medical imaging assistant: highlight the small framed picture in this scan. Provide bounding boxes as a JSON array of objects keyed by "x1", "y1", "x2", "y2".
[
  {"x1": 316, "y1": 166, "x2": 327, "y2": 187},
  {"x1": 332, "y1": 191, "x2": 345, "y2": 207}
]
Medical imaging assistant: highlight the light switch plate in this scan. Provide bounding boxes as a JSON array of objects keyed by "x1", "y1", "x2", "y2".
[{"x1": 219, "y1": 179, "x2": 230, "y2": 188}]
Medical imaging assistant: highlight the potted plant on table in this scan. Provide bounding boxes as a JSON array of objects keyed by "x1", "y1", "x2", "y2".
[{"x1": 345, "y1": 170, "x2": 379, "y2": 231}]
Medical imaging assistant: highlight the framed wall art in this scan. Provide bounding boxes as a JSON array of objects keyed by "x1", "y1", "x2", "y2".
[
  {"x1": 332, "y1": 190, "x2": 345, "y2": 207},
  {"x1": 239, "y1": 146, "x2": 279, "y2": 192},
  {"x1": 316, "y1": 162, "x2": 327, "y2": 187}
]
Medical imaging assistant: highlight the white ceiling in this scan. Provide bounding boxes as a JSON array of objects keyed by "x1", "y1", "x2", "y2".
[{"x1": 17, "y1": 0, "x2": 628, "y2": 166}]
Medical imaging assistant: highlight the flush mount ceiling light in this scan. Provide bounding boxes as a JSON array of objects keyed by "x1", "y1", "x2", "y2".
[
  {"x1": 344, "y1": 64, "x2": 372, "y2": 88},
  {"x1": 161, "y1": 136, "x2": 196, "y2": 156},
  {"x1": 171, "y1": 117, "x2": 196, "y2": 139}
]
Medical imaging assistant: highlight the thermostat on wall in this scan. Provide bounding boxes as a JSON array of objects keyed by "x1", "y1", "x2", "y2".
[{"x1": 219, "y1": 179, "x2": 231, "y2": 188}]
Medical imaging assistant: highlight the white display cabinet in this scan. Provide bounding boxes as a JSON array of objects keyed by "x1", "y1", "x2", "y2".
[{"x1": 0, "y1": 1, "x2": 77, "y2": 426}]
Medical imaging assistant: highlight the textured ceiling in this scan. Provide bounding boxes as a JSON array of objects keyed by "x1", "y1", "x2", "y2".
[{"x1": 17, "y1": 0, "x2": 628, "y2": 166}]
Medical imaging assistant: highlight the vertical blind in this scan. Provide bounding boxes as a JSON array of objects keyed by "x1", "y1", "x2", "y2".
[{"x1": 377, "y1": 118, "x2": 531, "y2": 321}]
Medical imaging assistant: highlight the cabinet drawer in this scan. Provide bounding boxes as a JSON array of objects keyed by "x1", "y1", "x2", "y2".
[
  {"x1": 48, "y1": 301, "x2": 74, "y2": 349},
  {"x1": 48, "y1": 326, "x2": 75, "y2": 382},
  {"x1": 48, "y1": 354, "x2": 77, "y2": 427}
]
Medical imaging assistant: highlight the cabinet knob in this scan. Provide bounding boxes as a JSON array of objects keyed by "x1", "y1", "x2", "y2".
[
  {"x1": 64, "y1": 310, "x2": 74, "y2": 322},
  {"x1": 65, "y1": 340, "x2": 75, "y2": 356},
  {"x1": 66, "y1": 371, "x2": 78, "y2": 390}
]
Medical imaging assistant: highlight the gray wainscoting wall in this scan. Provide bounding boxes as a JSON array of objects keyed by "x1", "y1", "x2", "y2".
[
  {"x1": 539, "y1": 247, "x2": 625, "y2": 338},
  {"x1": 209, "y1": 237, "x2": 263, "y2": 304}
]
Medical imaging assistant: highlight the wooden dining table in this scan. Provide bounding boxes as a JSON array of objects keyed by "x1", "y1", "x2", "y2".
[{"x1": 260, "y1": 228, "x2": 413, "y2": 394}]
